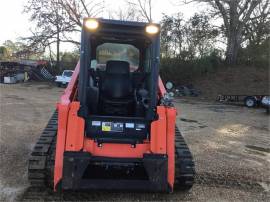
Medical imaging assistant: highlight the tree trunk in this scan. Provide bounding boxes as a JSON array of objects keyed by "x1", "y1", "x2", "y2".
[
  {"x1": 225, "y1": 30, "x2": 242, "y2": 65},
  {"x1": 56, "y1": 31, "x2": 60, "y2": 72},
  {"x1": 48, "y1": 44, "x2": 53, "y2": 65}
]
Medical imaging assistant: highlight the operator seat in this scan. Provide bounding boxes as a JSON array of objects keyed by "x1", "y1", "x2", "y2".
[{"x1": 100, "y1": 60, "x2": 134, "y2": 115}]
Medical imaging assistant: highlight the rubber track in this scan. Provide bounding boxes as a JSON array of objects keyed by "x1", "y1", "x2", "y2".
[
  {"x1": 28, "y1": 110, "x2": 57, "y2": 188},
  {"x1": 174, "y1": 127, "x2": 195, "y2": 190}
]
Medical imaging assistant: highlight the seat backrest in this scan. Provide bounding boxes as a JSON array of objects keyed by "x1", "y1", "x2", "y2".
[
  {"x1": 102, "y1": 60, "x2": 132, "y2": 98},
  {"x1": 106, "y1": 60, "x2": 130, "y2": 74}
]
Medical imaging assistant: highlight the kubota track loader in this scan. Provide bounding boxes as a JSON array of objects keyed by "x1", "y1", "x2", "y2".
[{"x1": 28, "y1": 18, "x2": 195, "y2": 192}]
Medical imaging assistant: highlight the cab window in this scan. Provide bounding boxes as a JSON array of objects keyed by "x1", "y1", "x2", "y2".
[{"x1": 96, "y1": 43, "x2": 139, "y2": 72}]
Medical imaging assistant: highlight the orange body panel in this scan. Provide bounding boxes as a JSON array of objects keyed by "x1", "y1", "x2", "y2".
[
  {"x1": 54, "y1": 104, "x2": 69, "y2": 190},
  {"x1": 65, "y1": 102, "x2": 85, "y2": 151},
  {"x1": 53, "y1": 62, "x2": 177, "y2": 191},
  {"x1": 150, "y1": 106, "x2": 167, "y2": 154}
]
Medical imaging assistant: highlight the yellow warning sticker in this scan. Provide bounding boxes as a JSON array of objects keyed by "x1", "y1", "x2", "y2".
[{"x1": 102, "y1": 122, "x2": 111, "y2": 132}]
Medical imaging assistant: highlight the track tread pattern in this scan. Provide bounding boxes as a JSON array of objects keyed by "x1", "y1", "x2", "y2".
[
  {"x1": 28, "y1": 111, "x2": 57, "y2": 188},
  {"x1": 175, "y1": 127, "x2": 195, "y2": 190}
]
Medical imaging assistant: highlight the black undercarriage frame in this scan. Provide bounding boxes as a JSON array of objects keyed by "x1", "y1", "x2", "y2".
[{"x1": 62, "y1": 151, "x2": 170, "y2": 192}]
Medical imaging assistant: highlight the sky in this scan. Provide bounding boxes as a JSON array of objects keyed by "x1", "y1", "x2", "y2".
[{"x1": 0, "y1": 0, "x2": 203, "y2": 52}]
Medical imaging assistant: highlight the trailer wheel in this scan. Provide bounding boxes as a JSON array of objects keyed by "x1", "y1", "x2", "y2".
[{"x1": 244, "y1": 96, "x2": 256, "y2": 108}]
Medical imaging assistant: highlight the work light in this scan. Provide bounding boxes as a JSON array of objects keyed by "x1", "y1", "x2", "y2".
[
  {"x1": 85, "y1": 19, "x2": 99, "y2": 30},
  {"x1": 145, "y1": 24, "x2": 159, "y2": 34}
]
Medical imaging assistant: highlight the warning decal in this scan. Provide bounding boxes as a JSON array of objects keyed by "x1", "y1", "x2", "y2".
[{"x1": 102, "y1": 122, "x2": 111, "y2": 131}]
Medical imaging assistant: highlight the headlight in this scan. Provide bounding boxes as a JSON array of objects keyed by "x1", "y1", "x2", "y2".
[
  {"x1": 145, "y1": 24, "x2": 159, "y2": 34},
  {"x1": 85, "y1": 19, "x2": 99, "y2": 30}
]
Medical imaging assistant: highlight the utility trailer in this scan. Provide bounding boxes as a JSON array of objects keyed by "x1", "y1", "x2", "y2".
[{"x1": 216, "y1": 94, "x2": 269, "y2": 108}]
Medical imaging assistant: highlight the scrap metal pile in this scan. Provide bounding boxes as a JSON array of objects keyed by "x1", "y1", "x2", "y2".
[
  {"x1": 166, "y1": 82, "x2": 201, "y2": 97},
  {"x1": 0, "y1": 60, "x2": 54, "y2": 83}
]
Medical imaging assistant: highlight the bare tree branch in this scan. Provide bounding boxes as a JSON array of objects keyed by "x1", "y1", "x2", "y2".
[
  {"x1": 80, "y1": 0, "x2": 90, "y2": 16},
  {"x1": 136, "y1": 0, "x2": 152, "y2": 22}
]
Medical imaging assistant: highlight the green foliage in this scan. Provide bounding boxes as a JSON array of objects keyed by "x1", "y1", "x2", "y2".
[
  {"x1": 160, "y1": 51, "x2": 223, "y2": 84},
  {"x1": 238, "y1": 38, "x2": 270, "y2": 68},
  {"x1": 159, "y1": 9, "x2": 269, "y2": 82},
  {"x1": 60, "y1": 51, "x2": 80, "y2": 71},
  {"x1": 0, "y1": 40, "x2": 43, "y2": 60},
  {"x1": 160, "y1": 12, "x2": 224, "y2": 83},
  {"x1": 0, "y1": 46, "x2": 9, "y2": 60},
  {"x1": 160, "y1": 12, "x2": 219, "y2": 59}
]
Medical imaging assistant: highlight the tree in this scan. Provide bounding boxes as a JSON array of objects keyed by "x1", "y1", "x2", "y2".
[
  {"x1": 58, "y1": 0, "x2": 104, "y2": 27},
  {"x1": 25, "y1": 0, "x2": 74, "y2": 69},
  {"x1": 24, "y1": 0, "x2": 103, "y2": 70},
  {"x1": 136, "y1": 0, "x2": 153, "y2": 22},
  {"x1": 160, "y1": 13, "x2": 218, "y2": 59},
  {"x1": 60, "y1": 50, "x2": 80, "y2": 70},
  {"x1": 160, "y1": 15, "x2": 174, "y2": 57},
  {"x1": 0, "y1": 46, "x2": 9, "y2": 60},
  {"x1": 109, "y1": 1, "x2": 144, "y2": 22},
  {"x1": 1, "y1": 40, "x2": 42, "y2": 60},
  {"x1": 243, "y1": 1, "x2": 270, "y2": 46},
  {"x1": 109, "y1": 0, "x2": 152, "y2": 22},
  {"x1": 181, "y1": 0, "x2": 269, "y2": 65},
  {"x1": 186, "y1": 13, "x2": 219, "y2": 57}
]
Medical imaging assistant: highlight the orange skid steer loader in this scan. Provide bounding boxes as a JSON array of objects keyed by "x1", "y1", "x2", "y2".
[{"x1": 28, "y1": 18, "x2": 195, "y2": 192}]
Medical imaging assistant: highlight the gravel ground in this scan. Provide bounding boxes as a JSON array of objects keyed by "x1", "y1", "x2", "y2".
[{"x1": 0, "y1": 82, "x2": 269, "y2": 201}]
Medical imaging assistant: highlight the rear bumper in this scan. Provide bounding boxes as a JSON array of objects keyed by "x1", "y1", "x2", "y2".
[{"x1": 61, "y1": 151, "x2": 171, "y2": 192}]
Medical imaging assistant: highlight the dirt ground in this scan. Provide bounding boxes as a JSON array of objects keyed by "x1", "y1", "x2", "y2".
[{"x1": 0, "y1": 82, "x2": 269, "y2": 201}]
